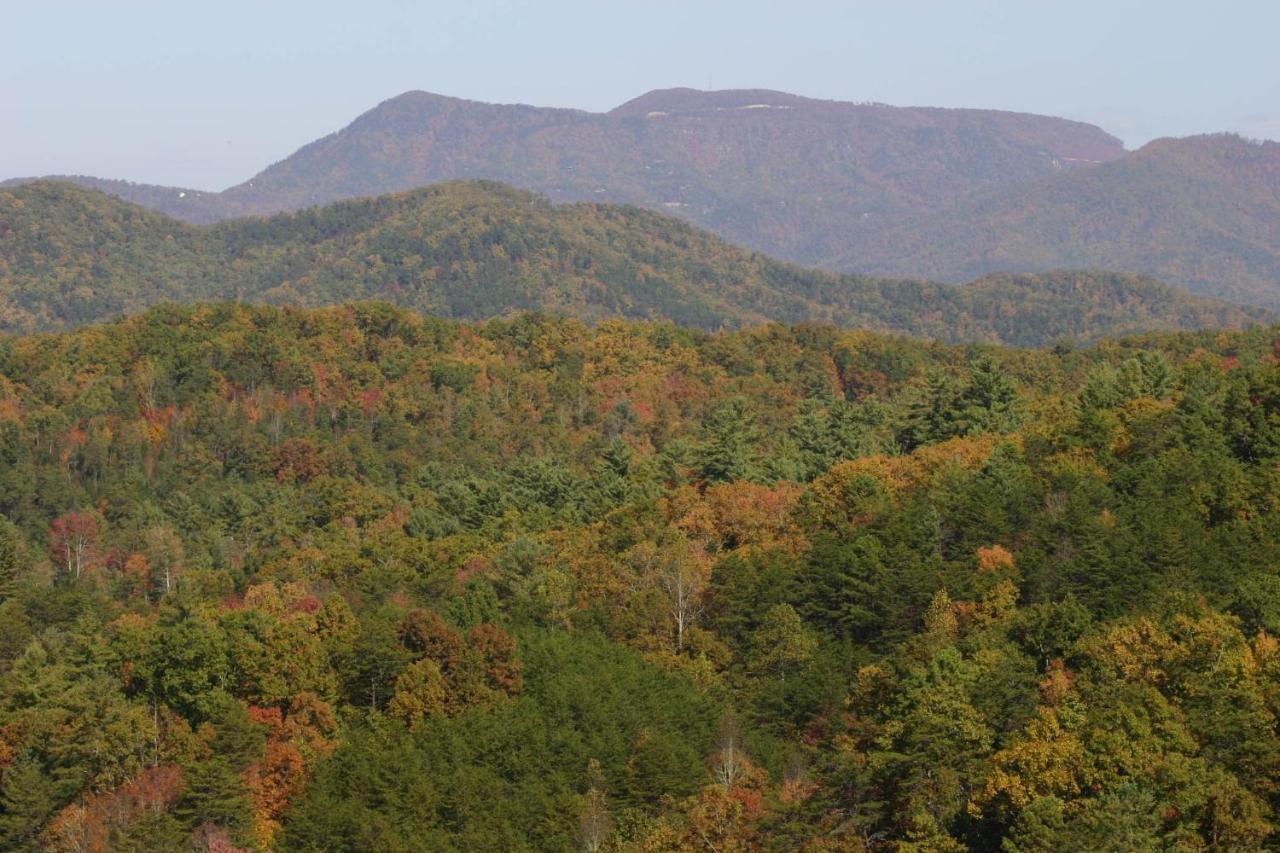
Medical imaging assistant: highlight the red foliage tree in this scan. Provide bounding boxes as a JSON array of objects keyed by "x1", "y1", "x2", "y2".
[{"x1": 48, "y1": 510, "x2": 101, "y2": 581}]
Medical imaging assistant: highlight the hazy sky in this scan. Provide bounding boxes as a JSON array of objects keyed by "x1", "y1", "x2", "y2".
[{"x1": 5, "y1": 0, "x2": 1279, "y2": 190}]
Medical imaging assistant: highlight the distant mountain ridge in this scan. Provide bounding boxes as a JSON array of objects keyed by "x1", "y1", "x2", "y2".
[
  {"x1": 0, "y1": 180, "x2": 1265, "y2": 346},
  {"x1": 837, "y1": 133, "x2": 1280, "y2": 308},
  {"x1": 3, "y1": 87, "x2": 1124, "y2": 261},
  {"x1": 7, "y1": 88, "x2": 1280, "y2": 308}
]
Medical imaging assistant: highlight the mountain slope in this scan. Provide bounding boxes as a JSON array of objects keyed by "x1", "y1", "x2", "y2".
[
  {"x1": 0, "y1": 174, "x2": 251, "y2": 225},
  {"x1": 0, "y1": 180, "x2": 1264, "y2": 344},
  {"x1": 836, "y1": 134, "x2": 1280, "y2": 308},
  {"x1": 4, "y1": 88, "x2": 1125, "y2": 265},
  {"x1": 10, "y1": 93, "x2": 1280, "y2": 309}
]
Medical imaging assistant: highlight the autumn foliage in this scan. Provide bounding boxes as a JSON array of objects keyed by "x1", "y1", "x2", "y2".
[{"x1": 0, "y1": 305, "x2": 1277, "y2": 849}]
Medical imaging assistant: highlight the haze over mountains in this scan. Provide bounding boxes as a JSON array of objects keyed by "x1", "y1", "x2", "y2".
[
  {"x1": 6, "y1": 86, "x2": 1280, "y2": 318},
  {"x1": 0, "y1": 180, "x2": 1265, "y2": 346},
  {"x1": 842, "y1": 133, "x2": 1280, "y2": 308},
  {"x1": 8, "y1": 89, "x2": 1125, "y2": 238},
  {"x1": 11, "y1": 88, "x2": 1280, "y2": 312}
]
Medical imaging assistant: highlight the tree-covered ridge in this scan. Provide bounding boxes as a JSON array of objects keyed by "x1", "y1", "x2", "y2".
[
  {"x1": 839, "y1": 134, "x2": 1280, "y2": 308},
  {"x1": 0, "y1": 175, "x2": 249, "y2": 225},
  {"x1": 0, "y1": 180, "x2": 1266, "y2": 342},
  {"x1": 12, "y1": 92, "x2": 1280, "y2": 310},
  {"x1": 0, "y1": 303, "x2": 1279, "y2": 848}
]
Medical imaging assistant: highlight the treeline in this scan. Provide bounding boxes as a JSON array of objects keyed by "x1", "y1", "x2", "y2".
[
  {"x1": 0, "y1": 181, "x2": 1266, "y2": 342},
  {"x1": 0, "y1": 304, "x2": 1278, "y2": 849}
]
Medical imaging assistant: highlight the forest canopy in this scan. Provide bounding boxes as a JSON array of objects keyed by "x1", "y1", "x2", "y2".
[{"x1": 0, "y1": 303, "x2": 1278, "y2": 849}]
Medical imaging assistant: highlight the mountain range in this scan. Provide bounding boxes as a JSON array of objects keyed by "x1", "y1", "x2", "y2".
[
  {"x1": 841, "y1": 132, "x2": 1280, "y2": 308},
  {"x1": 8, "y1": 88, "x2": 1280, "y2": 309},
  {"x1": 0, "y1": 179, "x2": 1265, "y2": 346}
]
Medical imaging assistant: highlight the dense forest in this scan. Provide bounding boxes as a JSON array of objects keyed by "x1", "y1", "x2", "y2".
[
  {"x1": 0, "y1": 181, "x2": 1266, "y2": 343},
  {"x1": 0, "y1": 302, "x2": 1279, "y2": 849}
]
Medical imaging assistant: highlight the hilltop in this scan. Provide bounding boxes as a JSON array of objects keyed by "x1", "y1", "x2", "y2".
[{"x1": 0, "y1": 180, "x2": 1264, "y2": 344}]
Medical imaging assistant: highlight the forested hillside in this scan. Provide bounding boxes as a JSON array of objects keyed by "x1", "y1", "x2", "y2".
[
  {"x1": 0, "y1": 175, "x2": 254, "y2": 225},
  {"x1": 838, "y1": 134, "x2": 1280, "y2": 308},
  {"x1": 0, "y1": 181, "x2": 1264, "y2": 344},
  {"x1": 10, "y1": 91, "x2": 1280, "y2": 310},
  {"x1": 0, "y1": 303, "x2": 1279, "y2": 849}
]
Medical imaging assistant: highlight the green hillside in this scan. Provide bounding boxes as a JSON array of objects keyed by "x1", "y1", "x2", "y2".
[{"x1": 0, "y1": 180, "x2": 1265, "y2": 344}]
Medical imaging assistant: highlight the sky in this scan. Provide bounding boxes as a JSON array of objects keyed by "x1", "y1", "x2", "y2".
[{"x1": 5, "y1": 0, "x2": 1279, "y2": 190}]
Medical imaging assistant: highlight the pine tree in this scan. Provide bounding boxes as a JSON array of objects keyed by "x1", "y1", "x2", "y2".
[
  {"x1": 699, "y1": 398, "x2": 759, "y2": 483},
  {"x1": 0, "y1": 755, "x2": 61, "y2": 851},
  {"x1": 0, "y1": 520, "x2": 19, "y2": 604},
  {"x1": 790, "y1": 399, "x2": 833, "y2": 481},
  {"x1": 1003, "y1": 796, "x2": 1068, "y2": 853},
  {"x1": 175, "y1": 693, "x2": 261, "y2": 841},
  {"x1": 110, "y1": 810, "x2": 186, "y2": 853},
  {"x1": 175, "y1": 756, "x2": 253, "y2": 840},
  {"x1": 600, "y1": 437, "x2": 632, "y2": 479},
  {"x1": 902, "y1": 370, "x2": 962, "y2": 450},
  {"x1": 959, "y1": 355, "x2": 1025, "y2": 434}
]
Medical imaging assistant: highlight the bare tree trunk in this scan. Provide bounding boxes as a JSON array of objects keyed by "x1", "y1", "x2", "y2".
[
  {"x1": 578, "y1": 788, "x2": 611, "y2": 853},
  {"x1": 713, "y1": 716, "x2": 745, "y2": 791}
]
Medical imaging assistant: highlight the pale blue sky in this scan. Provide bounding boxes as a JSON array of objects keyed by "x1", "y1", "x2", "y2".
[{"x1": 5, "y1": 0, "x2": 1278, "y2": 190}]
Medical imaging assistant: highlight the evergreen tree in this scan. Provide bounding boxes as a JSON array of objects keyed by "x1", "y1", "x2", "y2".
[
  {"x1": 790, "y1": 399, "x2": 835, "y2": 481},
  {"x1": 175, "y1": 695, "x2": 261, "y2": 843},
  {"x1": 794, "y1": 536, "x2": 892, "y2": 645},
  {"x1": 0, "y1": 520, "x2": 19, "y2": 604},
  {"x1": 112, "y1": 809, "x2": 187, "y2": 852},
  {"x1": 699, "y1": 398, "x2": 759, "y2": 483},
  {"x1": 902, "y1": 370, "x2": 962, "y2": 449},
  {"x1": 176, "y1": 758, "x2": 253, "y2": 840},
  {"x1": 0, "y1": 755, "x2": 61, "y2": 852},
  {"x1": 958, "y1": 355, "x2": 1025, "y2": 434},
  {"x1": 1003, "y1": 796, "x2": 1068, "y2": 853}
]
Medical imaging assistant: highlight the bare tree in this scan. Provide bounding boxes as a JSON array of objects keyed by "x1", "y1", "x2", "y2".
[
  {"x1": 627, "y1": 538, "x2": 708, "y2": 653},
  {"x1": 144, "y1": 524, "x2": 185, "y2": 596},
  {"x1": 578, "y1": 759, "x2": 613, "y2": 853},
  {"x1": 658, "y1": 551, "x2": 703, "y2": 653},
  {"x1": 711, "y1": 713, "x2": 746, "y2": 792}
]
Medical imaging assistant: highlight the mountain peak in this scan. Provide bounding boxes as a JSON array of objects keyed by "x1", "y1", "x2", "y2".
[
  {"x1": 608, "y1": 87, "x2": 823, "y2": 117},
  {"x1": 349, "y1": 90, "x2": 489, "y2": 125}
]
